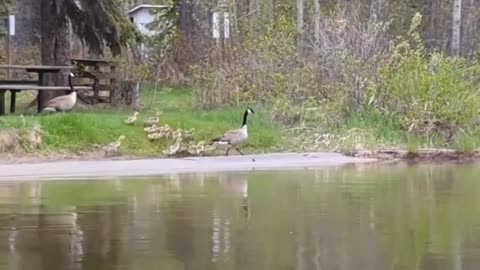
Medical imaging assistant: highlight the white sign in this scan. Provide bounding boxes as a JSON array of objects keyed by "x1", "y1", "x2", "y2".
[
  {"x1": 212, "y1": 12, "x2": 220, "y2": 39},
  {"x1": 224, "y1": 12, "x2": 230, "y2": 39},
  {"x1": 8, "y1": 15, "x2": 15, "y2": 36}
]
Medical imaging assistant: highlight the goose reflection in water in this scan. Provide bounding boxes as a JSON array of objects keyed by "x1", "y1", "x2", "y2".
[
  {"x1": 209, "y1": 173, "x2": 250, "y2": 263},
  {"x1": 219, "y1": 172, "x2": 250, "y2": 220}
]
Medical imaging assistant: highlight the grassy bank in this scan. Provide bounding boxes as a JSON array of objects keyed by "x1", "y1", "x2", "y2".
[
  {"x1": 4, "y1": 13, "x2": 480, "y2": 160},
  {"x1": 286, "y1": 109, "x2": 480, "y2": 156},
  {"x1": 2, "y1": 84, "x2": 480, "y2": 160},
  {"x1": 0, "y1": 87, "x2": 281, "y2": 157},
  {"x1": 2, "y1": 84, "x2": 480, "y2": 159}
]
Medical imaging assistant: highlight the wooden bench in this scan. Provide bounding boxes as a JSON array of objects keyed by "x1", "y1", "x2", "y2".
[{"x1": 0, "y1": 85, "x2": 92, "y2": 115}]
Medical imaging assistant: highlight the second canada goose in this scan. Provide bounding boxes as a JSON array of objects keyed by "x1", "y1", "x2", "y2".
[
  {"x1": 42, "y1": 73, "x2": 77, "y2": 112},
  {"x1": 211, "y1": 108, "x2": 255, "y2": 156}
]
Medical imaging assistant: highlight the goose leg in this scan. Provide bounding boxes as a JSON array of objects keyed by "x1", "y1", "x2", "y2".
[
  {"x1": 235, "y1": 148, "x2": 244, "y2": 155},
  {"x1": 225, "y1": 148, "x2": 230, "y2": 156}
]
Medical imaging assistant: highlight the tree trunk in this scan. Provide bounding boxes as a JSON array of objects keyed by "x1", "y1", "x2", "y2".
[
  {"x1": 235, "y1": 0, "x2": 249, "y2": 36},
  {"x1": 174, "y1": 0, "x2": 210, "y2": 77},
  {"x1": 249, "y1": 0, "x2": 260, "y2": 18},
  {"x1": 369, "y1": 0, "x2": 384, "y2": 21},
  {"x1": 113, "y1": 80, "x2": 140, "y2": 108},
  {"x1": 14, "y1": 0, "x2": 41, "y2": 65},
  {"x1": 39, "y1": 0, "x2": 70, "y2": 109},
  {"x1": 296, "y1": 0, "x2": 304, "y2": 34},
  {"x1": 461, "y1": 0, "x2": 477, "y2": 57},
  {"x1": 297, "y1": 0, "x2": 304, "y2": 50},
  {"x1": 451, "y1": 0, "x2": 462, "y2": 56},
  {"x1": 265, "y1": 0, "x2": 274, "y2": 22},
  {"x1": 313, "y1": 0, "x2": 320, "y2": 43}
]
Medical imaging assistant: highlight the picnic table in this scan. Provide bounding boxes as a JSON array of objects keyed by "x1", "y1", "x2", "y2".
[
  {"x1": 71, "y1": 58, "x2": 117, "y2": 103},
  {"x1": 0, "y1": 64, "x2": 90, "y2": 115}
]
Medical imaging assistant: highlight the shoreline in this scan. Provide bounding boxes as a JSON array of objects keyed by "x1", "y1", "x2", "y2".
[
  {"x1": 350, "y1": 148, "x2": 480, "y2": 161},
  {"x1": 1, "y1": 148, "x2": 479, "y2": 180},
  {"x1": 0, "y1": 152, "x2": 377, "y2": 180},
  {"x1": 2, "y1": 147, "x2": 479, "y2": 165}
]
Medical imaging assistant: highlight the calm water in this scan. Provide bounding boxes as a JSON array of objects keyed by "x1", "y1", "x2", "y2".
[{"x1": 0, "y1": 162, "x2": 479, "y2": 270}]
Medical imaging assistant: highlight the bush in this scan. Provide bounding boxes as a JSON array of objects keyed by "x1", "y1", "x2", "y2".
[
  {"x1": 138, "y1": 3, "x2": 480, "y2": 150},
  {"x1": 371, "y1": 13, "x2": 480, "y2": 142}
]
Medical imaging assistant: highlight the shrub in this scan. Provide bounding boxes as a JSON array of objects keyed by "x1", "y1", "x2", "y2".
[{"x1": 372, "y1": 13, "x2": 480, "y2": 142}]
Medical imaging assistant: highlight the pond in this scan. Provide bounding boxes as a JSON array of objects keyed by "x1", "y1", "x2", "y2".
[{"x1": 0, "y1": 162, "x2": 478, "y2": 270}]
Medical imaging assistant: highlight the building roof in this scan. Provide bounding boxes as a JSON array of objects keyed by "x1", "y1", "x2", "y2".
[{"x1": 127, "y1": 4, "x2": 170, "y2": 14}]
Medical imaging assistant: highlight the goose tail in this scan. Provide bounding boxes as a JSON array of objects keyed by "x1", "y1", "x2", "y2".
[
  {"x1": 210, "y1": 137, "x2": 222, "y2": 145},
  {"x1": 42, "y1": 107, "x2": 57, "y2": 113}
]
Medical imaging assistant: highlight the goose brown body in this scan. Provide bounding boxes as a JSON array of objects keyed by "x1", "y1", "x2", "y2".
[
  {"x1": 211, "y1": 108, "x2": 255, "y2": 156},
  {"x1": 42, "y1": 73, "x2": 77, "y2": 112}
]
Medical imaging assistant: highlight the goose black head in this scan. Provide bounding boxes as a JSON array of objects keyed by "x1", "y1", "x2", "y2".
[
  {"x1": 69, "y1": 72, "x2": 75, "y2": 78},
  {"x1": 247, "y1": 108, "x2": 255, "y2": 114}
]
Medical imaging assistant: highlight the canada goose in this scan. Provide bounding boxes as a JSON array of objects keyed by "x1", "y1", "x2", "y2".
[
  {"x1": 104, "y1": 135, "x2": 126, "y2": 156},
  {"x1": 144, "y1": 112, "x2": 162, "y2": 126},
  {"x1": 42, "y1": 73, "x2": 77, "y2": 112},
  {"x1": 211, "y1": 108, "x2": 255, "y2": 156},
  {"x1": 124, "y1": 112, "x2": 139, "y2": 125}
]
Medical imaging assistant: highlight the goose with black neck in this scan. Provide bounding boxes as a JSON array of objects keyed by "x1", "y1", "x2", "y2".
[
  {"x1": 42, "y1": 72, "x2": 77, "y2": 113},
  {"x1": 211, "y1": 108, "x2": 255, "y2": 156}
]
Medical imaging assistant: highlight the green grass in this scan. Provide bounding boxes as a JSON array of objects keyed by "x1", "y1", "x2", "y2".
[
  {"x1": 284, "y1": 105, "x2": 480, "y2": 154},
  {"x1": 3, "y1": 84, "x2": 480, "y2": 157},
  {"x1": 0, "y1": 86, "x2": 282, "y2": 156}
]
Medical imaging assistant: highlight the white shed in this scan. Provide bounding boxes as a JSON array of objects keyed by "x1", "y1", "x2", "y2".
[{"x1": 127, "y1": 4, "x2": 169, "y2": 37}]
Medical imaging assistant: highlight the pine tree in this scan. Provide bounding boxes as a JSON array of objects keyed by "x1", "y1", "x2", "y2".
[{"x1": 38, "y1": 0, "x2": 140, "y2": 107}]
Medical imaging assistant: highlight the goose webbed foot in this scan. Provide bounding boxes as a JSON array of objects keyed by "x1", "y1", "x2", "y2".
[{"x1": 236, "y1": 148, "x2": 244, "y2": 155}]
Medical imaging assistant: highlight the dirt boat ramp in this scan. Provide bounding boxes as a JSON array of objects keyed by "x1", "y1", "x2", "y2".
[{"x1": 0, "y1": 152, "x2": 377, "y2": 180}]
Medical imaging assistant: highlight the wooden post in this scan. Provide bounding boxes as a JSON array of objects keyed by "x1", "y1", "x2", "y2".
[
  {"x1": 5, "y1": 31, "x2": 10, "y2": 80},
  {"x1": 93, "y1": 64, "x2": 100, "y2": 103},
  {"x1": 109, "y1": 64, "x2": 117, "y2": 103},
  {"x1": 10, "y1": 90, "x2": 17, "y2": 113},
  {"x1": 0, "y1": 90, "x2": 5, "y2": 116},
  {"x1": 37, "y1": 72, "x2": 45, "y2": 112}
]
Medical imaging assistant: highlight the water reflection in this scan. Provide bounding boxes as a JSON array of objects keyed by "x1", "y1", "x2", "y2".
[{"x1": 0, "y1": 162, "x2": 479, "y2": 269}]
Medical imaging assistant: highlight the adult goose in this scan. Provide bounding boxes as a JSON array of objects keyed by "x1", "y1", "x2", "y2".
[
  {"x1": 42, "y1": 72, "x2": 77, "y2": 113},
  {"x1": 211, "y1": 108, "x2": 255, "y2": 156}
]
